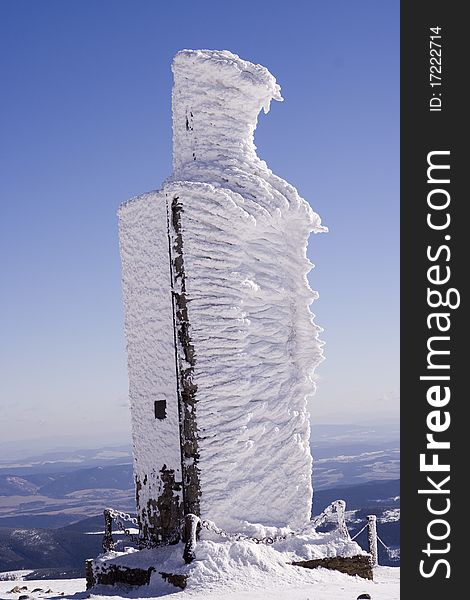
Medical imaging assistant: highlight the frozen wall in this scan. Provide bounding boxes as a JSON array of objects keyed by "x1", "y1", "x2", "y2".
[
  {"x1": 119, "y1": 49, "x2": 325, "y2": 540},
  {"x1": 119, "y1": 192, "x2": 183, "y2": 544},
  {"x1": 169, "y1": 50, "x2": 325, "y2": 531}
]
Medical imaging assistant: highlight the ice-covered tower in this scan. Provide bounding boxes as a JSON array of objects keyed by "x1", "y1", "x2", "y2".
[{"x1": 119, "y1": 49, "x2": 325, "y2": 548}]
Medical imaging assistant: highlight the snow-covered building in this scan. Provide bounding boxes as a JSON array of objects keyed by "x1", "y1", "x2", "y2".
[{"x1": 119, "y1": 49, "x2": 325, "y2": 549}]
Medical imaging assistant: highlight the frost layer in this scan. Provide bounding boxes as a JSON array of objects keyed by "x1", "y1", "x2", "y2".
[
  {"x1": 119, "y1": 49, "x2": 325, "y2": 535},
  {"x1": 119, "y1": 193, "x2": 182, "y2": 540}
]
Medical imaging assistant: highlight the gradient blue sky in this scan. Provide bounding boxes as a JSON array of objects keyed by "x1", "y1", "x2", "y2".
[{"x1": 0, "y1": 0, "x2": 399, "y2": 449}]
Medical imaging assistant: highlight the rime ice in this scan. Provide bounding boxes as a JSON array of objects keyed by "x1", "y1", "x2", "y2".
[{"x1": 119, "y1": 49, "x2": 326, "y2": 545}]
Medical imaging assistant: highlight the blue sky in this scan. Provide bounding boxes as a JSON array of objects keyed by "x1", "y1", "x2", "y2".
[{"x1": 0, "y1": 0, "x2": 399, "y2": 449}]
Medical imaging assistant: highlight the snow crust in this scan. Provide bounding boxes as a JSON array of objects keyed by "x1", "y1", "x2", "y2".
[
  {"x1": 119, "y1": 49, "x2": 326, "y2": 533},
  {"x1": 94, "y1": 528, "x2": 365, "y2": 594},
  {"x1": 0, "y1": 568, "x2": 400, "y2": 600}
]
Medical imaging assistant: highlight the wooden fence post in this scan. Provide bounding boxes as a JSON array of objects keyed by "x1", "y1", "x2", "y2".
[
  {"x1": 102, "y1": 509, "x2": 115, "y2": 552},
  {"x1": 367, "y1": 514, "x2": 378, "y2": 567},
  {"x1": 183, "y1": 513, "x2": 200, "y2": 564}
]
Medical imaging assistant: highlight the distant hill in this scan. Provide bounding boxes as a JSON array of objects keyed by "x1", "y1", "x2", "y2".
[
  {"x1": 0, "y1": 527, "x2": 101, "y2": 573},
  {"x1": 0, "y1": 476, "x2": 39, "y2": 497},
  {"x1": 0, "y1": 515, "x2": 77, "y2": 530},
  {"x1": 313, "y1": 479, "x2": 400, "y2": 512},
  {"x1": 0, "y1": 465, "x2": 134, "y2": 499},
  {"x1": 29, "y1": 465, "x2": 134, "y2": 498},
  {"x1": 62, "y1": 514, "x2": 109, "y2": 533}
]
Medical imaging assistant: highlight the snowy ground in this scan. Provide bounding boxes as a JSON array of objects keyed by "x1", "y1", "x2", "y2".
[{"x1": 0, "y1": 567, "x2": 399, "y2": 600}]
